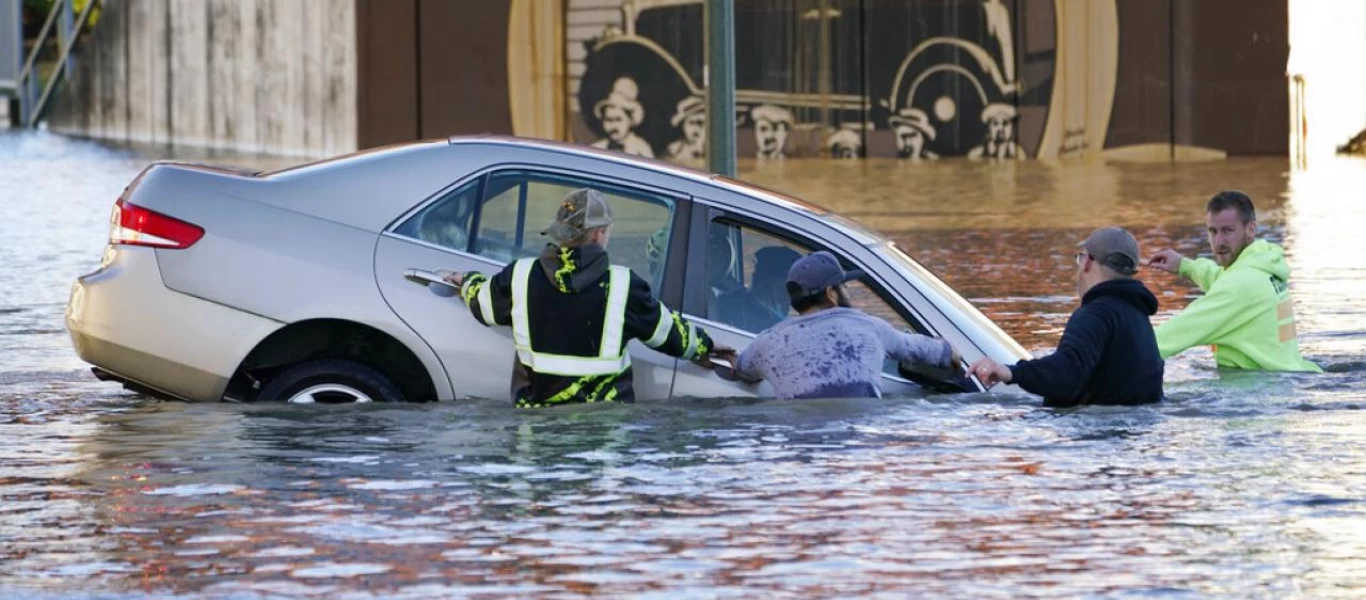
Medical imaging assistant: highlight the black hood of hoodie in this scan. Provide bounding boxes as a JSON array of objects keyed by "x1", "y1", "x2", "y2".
[
  {"x1": 1082, "y1": 278, "x2": 1159, "y2": 315},
  {"x1": 537, "y1": 244, "x2": 610, "y2": 293}
]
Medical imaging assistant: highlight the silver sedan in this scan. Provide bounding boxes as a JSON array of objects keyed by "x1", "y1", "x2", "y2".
[{"x1": 66, "y1": 136, "x2": 1030, "y2": 404}]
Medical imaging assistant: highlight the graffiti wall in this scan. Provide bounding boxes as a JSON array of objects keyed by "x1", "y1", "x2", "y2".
[{"x1": 565, "y1": 0, "x2": 1289, "y2": 161}]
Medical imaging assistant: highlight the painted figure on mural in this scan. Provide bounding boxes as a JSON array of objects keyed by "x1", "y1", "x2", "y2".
[
  {"x1": 968, "y1": 103, "x2": 1024, "y2": 160},
  {"x1": 888, "y1": 107, "x2": 939, "y2": 161},
  {"x1": 666, "y1": 96, "x2": 706, "y2": 161},
  {"x1": 591, "y1": 77, "x2": 655, "y2": 158},
  {"x1": 826, "y1": 128, "x2": 862, "y2": 159},
  {"x1": 751, "y1": 104, "x2": 793, "y2": 160}
]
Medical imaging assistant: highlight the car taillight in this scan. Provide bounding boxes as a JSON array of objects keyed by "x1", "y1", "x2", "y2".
[{"x1": 109, "y1": 199, "x2": 204, "y2": 249}]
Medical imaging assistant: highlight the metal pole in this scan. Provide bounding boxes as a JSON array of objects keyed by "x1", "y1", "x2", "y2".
[
  {"x1": 0, "y1": 0, "x2": 15, "y2": 126},
  {"x1": 705, "y1": 0, "x2": 736, "y2": 177},
  {"x1": 58, "y1": 0, "x2": 72, "y2": 79}
]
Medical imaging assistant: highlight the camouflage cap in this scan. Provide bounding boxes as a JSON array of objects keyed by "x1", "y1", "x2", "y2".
[{"x1": 542, "y1": 188, "x2": 615, "y2": 244}]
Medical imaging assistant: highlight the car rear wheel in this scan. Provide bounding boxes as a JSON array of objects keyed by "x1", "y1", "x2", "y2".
[{"x1": 257, "y1": 359, "x2": 406, "y2": 404}]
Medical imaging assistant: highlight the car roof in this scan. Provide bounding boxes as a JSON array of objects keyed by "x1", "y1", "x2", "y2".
[
  {"x1": 258, "y1": 136, "x2": 885, "y2": 246},
  {"x1": 445, "y1": 135, "x2": 886, "y2": 246}
]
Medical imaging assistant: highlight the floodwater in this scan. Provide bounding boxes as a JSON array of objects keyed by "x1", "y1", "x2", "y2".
[{"x1": 2, "y1": 131, "x2": 1366, "y2": 598}]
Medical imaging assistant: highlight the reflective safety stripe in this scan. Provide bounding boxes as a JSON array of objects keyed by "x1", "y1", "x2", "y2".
[
  {"x1": 476, "y1": 281, "x2": 495, "y2": 325},
  {"x1": 509, "y1": 258, "x2": 632, "y2": 377},
  {"x1": 1277, "y1": 300, "x2": 1294, "y2": 321},
  {"x1": 516, "y1": 349, "x2": 631, "y2": 377},
  {"x1": 1279, "y1": 321, "x2": 1299, "y2": 344},
  {"x1": 644, "y1": 305, "x2": 672, "y2": 348},
  {"x1": 682, "y1": 322, "x2": 699, "y2": 359},
  {"x1": 510, "y1": 259, "x2": 534, "y2": 352},
  {"x1": 600, "y1": 266, "x2": 629, "y2": 355}
]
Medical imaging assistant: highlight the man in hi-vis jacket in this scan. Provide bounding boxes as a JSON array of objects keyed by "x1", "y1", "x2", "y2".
[
  {"x1": 445, "y1": 189, "x2": 732, "y2": 407},
  {"x1": 1149, "y1": 190, "x2": 1320, "y2": 372}
]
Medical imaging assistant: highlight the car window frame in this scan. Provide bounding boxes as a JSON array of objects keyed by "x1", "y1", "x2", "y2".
[{"x1": 382, "y1": 164, "x2": 692, "y2": 309}]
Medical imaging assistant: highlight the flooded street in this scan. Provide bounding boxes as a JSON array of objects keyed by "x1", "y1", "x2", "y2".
[{"x1": 3, "y1": 131, "x2": 1366, "y2": 598}]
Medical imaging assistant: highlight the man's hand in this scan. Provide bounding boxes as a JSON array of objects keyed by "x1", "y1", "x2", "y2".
[
  {"x1": 694, "y1": 344, "x2": 737, "y2": 369},
  {"x1": 441, "y1": 270, "x2": 464, "y2": 288},
  {"x1": 1147, "y1": 249, "x2": 1184, "y2": 275},
  {"x1": 969, "y1": 358, "x2": 1012, "y2": 388}
]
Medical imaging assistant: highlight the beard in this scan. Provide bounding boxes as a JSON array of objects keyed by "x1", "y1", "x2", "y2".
[{"x1": 835, "y1": 287, "x2": 852, "y2": 308}]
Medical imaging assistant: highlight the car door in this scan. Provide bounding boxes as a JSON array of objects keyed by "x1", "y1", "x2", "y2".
[
  {"x1": 374, "y1": 168, "x2": 685, "y2": 401},
  {"x1": 670, "y1": 207, "x2": 939, "y2": 399}
]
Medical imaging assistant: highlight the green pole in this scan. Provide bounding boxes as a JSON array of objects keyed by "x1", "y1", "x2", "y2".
[{"x1": 705, "y1": 0, "x2": 736, "y2": 177}]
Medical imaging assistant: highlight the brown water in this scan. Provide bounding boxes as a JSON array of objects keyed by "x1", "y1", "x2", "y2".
[{"x1": 3, "y1": 132, "x2": 1366, "y2": 598}]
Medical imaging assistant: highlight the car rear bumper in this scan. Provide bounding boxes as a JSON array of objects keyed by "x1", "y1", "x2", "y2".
[{"x1": 66, "y1": 246, "x2": 283, "y2": 401}]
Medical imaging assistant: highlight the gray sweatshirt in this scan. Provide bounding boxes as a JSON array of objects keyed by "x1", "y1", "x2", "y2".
[{"x1": 734, "y1": 307, "x2": 953, "y2": 399}]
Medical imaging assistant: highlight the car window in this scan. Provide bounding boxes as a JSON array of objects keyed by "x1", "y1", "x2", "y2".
[
  {"x1": 391, "y1": 181, "x2": 479, "y2": 251},
  {"x1": 705, "y1": 219, "x2": 922, "y2": 377},
  {"x1": 705, "y1": 221, "x2": 809, "y2": 333},
  {"x1": 842, "y1": 279, "x2": 914, "y2": 333},
  {"x1": 474, "y1": 172, "x2": 675, "y2": 289}
]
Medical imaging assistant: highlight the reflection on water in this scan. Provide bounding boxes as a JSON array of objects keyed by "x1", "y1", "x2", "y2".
[{"x1": 2, "y1": 132, "x2": 1366, "y2": 597}]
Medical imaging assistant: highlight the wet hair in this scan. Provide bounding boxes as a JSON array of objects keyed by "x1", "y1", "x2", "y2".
[
  {"x1": 788, "y1": 282, "x2": 834, "y2": 313},
  {"x1": 1206, "y1": 190, "x2": 1256, "y2": 224}
]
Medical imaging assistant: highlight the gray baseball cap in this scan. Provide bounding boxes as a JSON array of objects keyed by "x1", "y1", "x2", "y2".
[
  {"x1": 1080, "y1": 227, "x2": 1140, "y2": 275},
  {"x1": 786, "y1": 251, "x2": 864, "y2": 297},
  {"x1": 542, "y1": 188, "x2": 615, "y2": 244}
]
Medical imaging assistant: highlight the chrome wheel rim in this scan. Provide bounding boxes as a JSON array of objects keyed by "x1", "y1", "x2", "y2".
[{"x1": 286, "y1": 383, "x2": 374, "y2": 404}]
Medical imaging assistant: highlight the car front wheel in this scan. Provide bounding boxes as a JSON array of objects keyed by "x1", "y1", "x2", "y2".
[{"x1": 256, "y1": 359, "x2": 406, "y2": 404}]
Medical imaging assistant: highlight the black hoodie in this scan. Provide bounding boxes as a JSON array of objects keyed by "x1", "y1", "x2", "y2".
[
  {"x1": 459, "y1": 244, "x2": 714, "y2": 407},
  {"x1": 1009, "y1": 278, "x2": 1164, "y2": 407}
]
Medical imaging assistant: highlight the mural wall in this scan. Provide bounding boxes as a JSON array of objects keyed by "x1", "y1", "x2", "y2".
[
  {"x1": 43, "y1": 0, "x2": 1288, "y2": 159},
  {"x1": 565, "y1": 0, "x2": 1289, "y2": 161}
]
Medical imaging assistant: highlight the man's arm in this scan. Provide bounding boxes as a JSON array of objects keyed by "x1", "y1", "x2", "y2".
[
  {"x1": 870, "y1": 318, "x2": 954, "y2": 368},
  {"x1": 732, "y1": 336, "x2": 768, "y2": 383},
  {"x1": 623, "y1": 273, "x2": 716, "y2": 361},
  {"x1": 458, "y1": 265, "x2": 515, "y2": 327},
  {"x1": 1007, "y1": 305, "x2": 1111, "y2": 403},
  {"x1": 1154, "y1": 277, "x2": 1258, "y2": 359},
  {"x1": 1150, "y1": 250, "x2": 1222, "y2": 292},
  {"x1": 1178, "y1": 257, "x2": 1225, "y2": 292}
]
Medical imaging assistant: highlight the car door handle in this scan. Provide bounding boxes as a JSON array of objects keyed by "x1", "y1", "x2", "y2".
[{"x1": 403, "y1": 268, "x2": 457, "y2": 289}]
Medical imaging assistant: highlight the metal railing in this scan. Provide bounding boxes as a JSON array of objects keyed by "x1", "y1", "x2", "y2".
[{"x1": 4, "y1": 0, "x2": 99, "y2": 128}]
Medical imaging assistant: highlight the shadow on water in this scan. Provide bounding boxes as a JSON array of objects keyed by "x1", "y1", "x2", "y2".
[{"x1": 3, "y1": 131, "x2": 1366, "y2": 597}]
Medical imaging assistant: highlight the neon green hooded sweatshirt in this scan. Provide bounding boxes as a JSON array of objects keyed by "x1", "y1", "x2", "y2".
[{"x1": 1155, "y1": 239, "x2": 1320, "y2": 372}]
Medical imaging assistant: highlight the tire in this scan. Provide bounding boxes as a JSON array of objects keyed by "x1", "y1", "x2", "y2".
[{"x1": 256, "y1": 359, "x2": 406, "y2": 404}]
